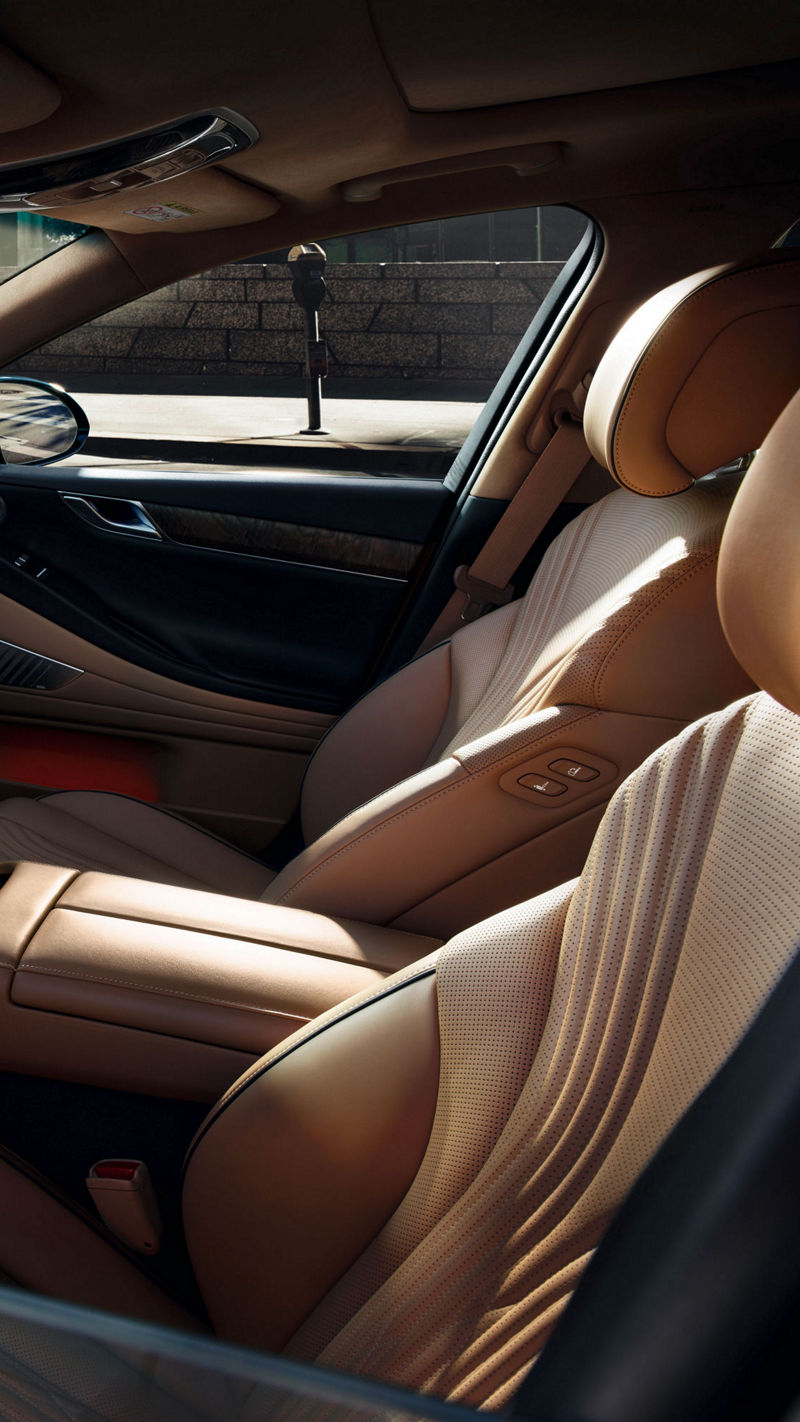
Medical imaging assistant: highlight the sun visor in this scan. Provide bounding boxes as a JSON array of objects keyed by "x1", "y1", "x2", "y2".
[
  {"x1": 0, "y1": 44, "x2": 61, "y2": 132},
  {"x1": 47, "y1": 168, "x2": 280, "y2": 234}
]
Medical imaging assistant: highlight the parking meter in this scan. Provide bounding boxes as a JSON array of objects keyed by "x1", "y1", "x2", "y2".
[{"x1": 288, "y1": 243, "x2": 328, "y2": 433}]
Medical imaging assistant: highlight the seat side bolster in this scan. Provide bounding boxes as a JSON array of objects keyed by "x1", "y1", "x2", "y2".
[
  {"x1": 422, "y1": 600, "x2": 521, "y2": 767},
  {"x1": 300, "y1": 642, "x2": 453, "y2": 845},
  {"x1": 182, "y1": 970, "x2": 440, "y2": 1353},
  {"x1": 549, "y1": 551, "x2": 755, "y2": 721}
]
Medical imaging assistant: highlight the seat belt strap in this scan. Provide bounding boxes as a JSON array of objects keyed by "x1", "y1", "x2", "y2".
[{"x1": 417, "y1": 416, "x2": 591, "y2": 653}]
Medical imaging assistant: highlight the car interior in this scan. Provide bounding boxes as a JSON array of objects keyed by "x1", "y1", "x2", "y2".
[{"x1": 0, "y1": 2, "x2": 795, "y2": 1418}]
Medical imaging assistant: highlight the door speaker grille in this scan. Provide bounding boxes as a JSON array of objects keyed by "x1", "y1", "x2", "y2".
[{"x1": 0, "y1": 640, "x2": 83, "y2": 690}]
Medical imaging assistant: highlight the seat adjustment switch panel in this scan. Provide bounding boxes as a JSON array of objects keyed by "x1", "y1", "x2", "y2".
[{"x1": 500, "y1": 746, "x2": 617, "y2": 806}]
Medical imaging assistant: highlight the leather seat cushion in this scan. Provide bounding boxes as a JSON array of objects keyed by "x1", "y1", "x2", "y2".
[{"x1": 0, "y1": 791, "x2": 275, "y2": 898}]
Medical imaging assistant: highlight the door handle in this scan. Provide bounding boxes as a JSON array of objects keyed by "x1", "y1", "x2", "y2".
[{"x1": 60, "y1": 493, "x2": 162, "y2": 540}]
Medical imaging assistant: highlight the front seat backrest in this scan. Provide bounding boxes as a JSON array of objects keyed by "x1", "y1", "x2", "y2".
[
  {"x1": 265, "y1": 249, "x2": 800, "y2": 931},
  {"x1": 0, "y1": 305, "x2": 798, "y2": 1422},
  {"x1": 182, "y1": 386, "x2": 800, "y2": 1406}
]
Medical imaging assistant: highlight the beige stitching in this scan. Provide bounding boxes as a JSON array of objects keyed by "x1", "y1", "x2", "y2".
[
  {"x1": 456, "y1": 707, "x2": 600, "y2": 773},
  {"x1": 14, "y1": 964, "x2": 312, "y2": 1022},
  {"x1": 594, "y1": 553, "x2": 716, "y2": 706}
]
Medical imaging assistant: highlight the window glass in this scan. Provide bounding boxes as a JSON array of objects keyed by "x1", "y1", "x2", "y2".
[
  {"x1": 0, "y1": 213, "x2": 88, "y2": 284},
  {"x1": 259, "y1": 206, "x2": 589, "y2": 265},
  {"x1": 3, "y1": 205, "x2": 592, "y2": 475}
]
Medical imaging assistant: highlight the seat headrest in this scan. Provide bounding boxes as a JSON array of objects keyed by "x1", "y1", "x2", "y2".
[
  {"x1": 584, "y1": 250, "x2": 800, "y2": 497},
  {"x1": 717, "y1": 386, "x2": 800, "y2": 716}
]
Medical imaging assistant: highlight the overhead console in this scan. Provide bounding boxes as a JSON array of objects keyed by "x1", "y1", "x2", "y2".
[
  {"x1": 0, "y1": 862, "x2": 439, "y2": 1102},
  {"x1": 0, "y1": 106, "x2": 277, "y2": 233},
  {"x1": 0, "y1": 110, "x2": 258, "y2": 211}
]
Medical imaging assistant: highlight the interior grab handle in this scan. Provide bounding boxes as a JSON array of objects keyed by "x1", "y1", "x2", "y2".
[{"x1": 60, "y1": 493, "x2": 162, "y2": 540}]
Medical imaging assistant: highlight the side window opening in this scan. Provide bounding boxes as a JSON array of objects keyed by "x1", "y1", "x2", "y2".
[
  {"x1": 0, "y1": 213, "x2": 88, "y2": 283},
  {"x1": 1, "y1": 205, "x2": 592, "y2": 476}
]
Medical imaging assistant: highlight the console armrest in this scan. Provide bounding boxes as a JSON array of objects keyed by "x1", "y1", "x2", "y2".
[{"x1": 0, "y1": 863, "x2": 439, "y2": 1100}]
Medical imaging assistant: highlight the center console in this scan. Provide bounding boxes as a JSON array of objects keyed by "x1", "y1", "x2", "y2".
[{"x1": 0, "y1": 861, "x2": 440, "y2": 1101}]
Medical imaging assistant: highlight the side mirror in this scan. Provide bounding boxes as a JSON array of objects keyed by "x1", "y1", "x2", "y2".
[{"x1": 0, "y1": 377, "x2": 89, "y2": 466}]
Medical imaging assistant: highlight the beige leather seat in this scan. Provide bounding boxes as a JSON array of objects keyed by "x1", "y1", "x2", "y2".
[
  {"x1": 0, "y1": 251, "x2": 797, "y2": 939},
  {"x1": 0, "y1": 369, "x2": 797, "y2": 1419}
]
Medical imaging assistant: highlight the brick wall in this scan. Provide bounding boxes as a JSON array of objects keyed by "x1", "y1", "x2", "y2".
[{"x1": 6, "y1": 259, "x2": 566, "y2": 386}]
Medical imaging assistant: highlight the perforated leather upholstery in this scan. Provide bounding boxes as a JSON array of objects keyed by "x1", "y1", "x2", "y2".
[
  {"x1": 277, "y1": 691, "x2": 800, "y2": 1404},
  {"x1": 0, "y1": 327, "x2": 797, "y2": 1418},
  {"x1": 0, "y1": 689, "x2": 794, "y2": 1410}
]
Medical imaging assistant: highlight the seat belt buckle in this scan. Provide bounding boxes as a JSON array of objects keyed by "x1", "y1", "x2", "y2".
[
  {"x1": 454, "y1": 565, "x2": 514, "y2": 623},
  {"x1": 86, "y1": 1159, "x2": 163, "y2": 1254}
]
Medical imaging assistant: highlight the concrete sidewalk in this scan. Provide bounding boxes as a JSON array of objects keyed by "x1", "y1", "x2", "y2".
[{"x1": 74, "y1": 391, "x2": 484, "y2": 457}]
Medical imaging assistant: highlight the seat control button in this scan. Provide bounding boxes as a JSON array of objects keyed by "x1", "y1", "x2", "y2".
[
  {"x1": 548, "y1": 758, "x2": 599, "y2": 782},
  {"x1": 518, "y1": 775, "x2": 567, "y2": 797}
]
